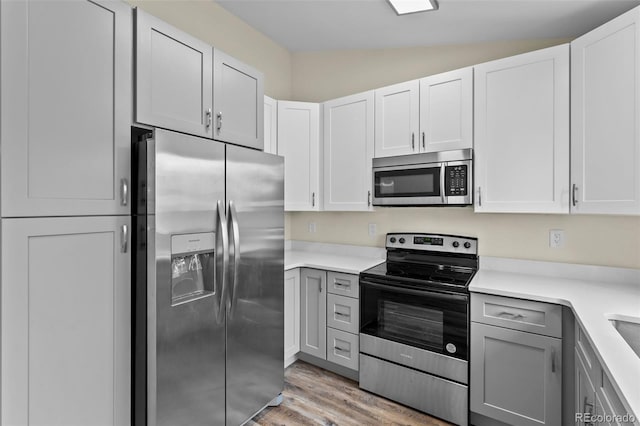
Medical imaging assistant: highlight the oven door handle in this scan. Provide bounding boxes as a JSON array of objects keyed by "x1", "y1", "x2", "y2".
[{"x1": 359, "y1": 278, "x2": 469, "y2": 303}]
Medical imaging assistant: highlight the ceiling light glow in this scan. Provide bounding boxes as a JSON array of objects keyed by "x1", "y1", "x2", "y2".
[{"x1": 388, "y1": 0, "x2": 438, "y2": 15}]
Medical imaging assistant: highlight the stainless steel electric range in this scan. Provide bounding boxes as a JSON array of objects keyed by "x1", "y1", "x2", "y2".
[{"x1": 359, "y1": 233, "x2": 478, "y2": 426}]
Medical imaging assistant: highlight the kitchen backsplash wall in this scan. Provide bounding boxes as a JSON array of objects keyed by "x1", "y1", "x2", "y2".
[
  {"x1": 288, "y1": 210, "x2": 640, "y2": 269},
  {"x1": 126, "y1": 0, "x2": 292, "y2": 99}
]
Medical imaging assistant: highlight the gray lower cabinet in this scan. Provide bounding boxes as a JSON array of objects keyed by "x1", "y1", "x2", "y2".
[
  {"x1": 299, "y1": 268, "x2": 360, "y2": 373},
  {"x1": 1, "y1": 216, "x2": 131, "y2": 425},
  {"x1": 300, "y1": 268, "x2": 327, "y2": 359},
  {"x1": 1, "y1": 0, "x2": 132, "y2": 217},
  {"x1": 470, "y1": 294, "x2": 562, "y2": 426}
]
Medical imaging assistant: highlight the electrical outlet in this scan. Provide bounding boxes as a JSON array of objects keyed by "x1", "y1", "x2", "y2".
[
  {"x1": 368, "y1": 223, "x2": 377, "y2": 237},
  {"x1": 308, "y1": 222, "x2": 317, "y2": 233},
  {"x1": 549, "y1": 229, "x2": 565, "y2": 248}
]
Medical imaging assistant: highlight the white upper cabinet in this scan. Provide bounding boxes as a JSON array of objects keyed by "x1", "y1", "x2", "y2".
[
  {"x1": 264, "y1": 95, "x2": 278, "y2": 155},
  {"x1": 323, "y1": 92, "x2": 375, "y2": 211},
  {"x1": 213, "y1": 49, "x2": 264, "y2": 150},
  {"x1": 571, "y1": 6, "x2": 640, "y2": 215},
  {"x1": 474, "y1": 44, "x2": 570, "y2": 213},
  {"x1": 419, "y1": 67, "x2": 473, "y2": 152},
  {"x1": 277, "y1": 101, "x2": 322, "y2": 211},
  {"x1": 135, "y1": 8, "x2": 213, "y2": 138},
  {"x1": 1, "y1": 0, "x2": 132, "y2": 217},
  {"x1": 375, "y1": 80, "x2": 420, "y2": 157}
]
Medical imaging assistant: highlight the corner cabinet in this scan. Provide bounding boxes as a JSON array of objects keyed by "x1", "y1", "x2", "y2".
[
  {"x1": 284, "y1": 269, "x2": 300, "y2": 367},
  {"x1": 277, "y1": 101, "x2": 322, "y2": 211},
  {"x1": 135, "y1": 8, "x2": 213, "y2": 138},
  {"x1": 264, "y1": 95, "x2": 278, "y2": 155},
  {"x1": 323, "y1": 91, "x2": 375, "y2": 211},
  {"x1": 571, "y1": 6, "x2": 640, "y2": 215},
  {"x1": 474, "y1": 44, "x2": 570, "y2": 214},
  {"x1": 470, "y1": 294, "x2": 562, "y2": 426},
  {"x1": 1, "y1": 0, "x2": 132, "y2": 217},
  {"x1": 1, "y1": 216, "x2": 131, "y2": 426},
  {"x1": 213, "y1": 49, "x2": 264, "y2": 150}
]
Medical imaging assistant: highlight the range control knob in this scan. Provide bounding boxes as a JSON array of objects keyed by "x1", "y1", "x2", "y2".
[
  {"x1": 399, "y1": 237, "x2": 406, "y2": 244},
  {"x1": 452, "y1": 241, "x2": 460, "y2": 248},
  {"x1": 389, "y1": 237, "x2": 397, "y2": 243},
  {"x1": 464, "y1": 242, "x2": 471, "y2": 249}
]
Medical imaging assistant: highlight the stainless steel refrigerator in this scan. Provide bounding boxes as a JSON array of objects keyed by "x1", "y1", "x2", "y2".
[{"x1": 133, "y1": 128, "x2": 284, "y2": 426}]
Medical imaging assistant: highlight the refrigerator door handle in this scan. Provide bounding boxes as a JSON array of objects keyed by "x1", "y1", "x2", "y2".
[
  {"x1": 215, "y1": 200, "x2": 230, "y2": 324},
  {"x1": 227, "y1": 200, "x2": 241, "y2": 318}
]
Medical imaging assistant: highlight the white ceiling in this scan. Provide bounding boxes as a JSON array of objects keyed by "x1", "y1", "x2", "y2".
[{"x1": 216, "y1": 0, "x2": 640, "y2": 52}]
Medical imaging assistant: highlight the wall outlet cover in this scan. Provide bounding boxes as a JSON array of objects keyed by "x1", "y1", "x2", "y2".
[{"x1": 549, "y1": 229, "x2": 565, "y2": 248}]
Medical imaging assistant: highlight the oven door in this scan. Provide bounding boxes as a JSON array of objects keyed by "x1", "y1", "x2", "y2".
[
  {"x1": 372, "y1": 163, "x2": 444, "y2": 206},
  {"x1": 359, "y1": 277, "x2": 468, "y2": 361}
]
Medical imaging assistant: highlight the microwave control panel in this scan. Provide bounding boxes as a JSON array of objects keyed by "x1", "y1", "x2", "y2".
[{"x1": 445, "y1": 165, "x2": 468, "y2": 196}]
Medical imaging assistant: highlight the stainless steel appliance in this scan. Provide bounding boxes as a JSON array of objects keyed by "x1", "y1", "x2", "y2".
[
  {"x1": 359, "y1": 233, "x2": 478, "y2": 426},
  {"x1": 133, "y1": 128, "x2": 284, "y2": 426},
  {"x1": 371, "y1": 149, "x2": 472, "y2": 206}
]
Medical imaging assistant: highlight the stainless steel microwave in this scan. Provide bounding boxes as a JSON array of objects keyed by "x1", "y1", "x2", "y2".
[{"x1": 372, "y1": 149, "x2": 473, "y2": 206}]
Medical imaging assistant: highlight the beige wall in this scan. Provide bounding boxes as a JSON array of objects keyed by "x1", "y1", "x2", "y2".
[
  {"x1": 291, "y1": 39, "x2": 569, "y2": 102},
  {"x1": 289, "y1": 210, "x2": 640, "y2": 269},
  {"x1": 126, "y1": 0, "x2": 292, "y2": 99}
]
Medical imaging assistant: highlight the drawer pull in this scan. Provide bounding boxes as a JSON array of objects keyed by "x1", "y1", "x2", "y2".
[
  {"x1": 334, "y1": 281, "x2": 350, "y2": 287},
  {"x1": 497, "y1": 311, "x2": 525, "y2": 321},
  {"x1": 335, "y1": 346, "x2": 349, "y2": 353},
  {"x1": 335, "y1": 312, "x2": 350, "y2": 318}
]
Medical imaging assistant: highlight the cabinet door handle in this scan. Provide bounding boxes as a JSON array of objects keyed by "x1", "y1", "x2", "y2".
[
  {"x1": 367, "y1": 190, "x2": 371, "y2": 207},
  {"x1": 584, "y1": 397, "x2": 595, "y2": 426},
  {"x1": 551, "y1": 348, "x2": 556, "y2": 373},
  {"x1": 478, "y1": 187, "x2": 482, "y2": 207},
  {"x1": 217, "y1": 112, "x2": 223, "y2": 131},
  {"x1": 411, "y1": 132, "x2": 415, "y2": 150},
  {"x1": 312, "y1": 192, "x2": 315, "y2": 207},
  {"x1": 422, "y1": 131, "x2": 426, "y2": 149},
  {"x1": 121, "y1": 224, "x2": 128, "y2": 253},
  {"x1": 572, "y1": 183, "x2": 578, "y2": 207},
  {"x1": 319, "y1": 279, "x2": 322, "y2": 293},
  {"x1": 120, "y1": 178, "x2": 128, "y2": 206},
  {"x1": 206, "y1": 108, "x2": 212, "y2": 128}
]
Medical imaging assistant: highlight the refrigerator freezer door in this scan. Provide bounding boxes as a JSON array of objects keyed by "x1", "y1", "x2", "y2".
[
  {"x1": 144, "y1": 129, "x2": 227, "y2": 426},
  {"x1": 225, "y1": 145, "x2": 284, "y2": 425}
]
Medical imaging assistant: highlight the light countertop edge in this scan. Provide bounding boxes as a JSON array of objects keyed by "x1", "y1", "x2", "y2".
[
  {"x1": 284, "y1": 249, "x2": 384, "y2": 275},
  {"x1": 470, "y1": 268, "x2": 640, "y2": 421}
]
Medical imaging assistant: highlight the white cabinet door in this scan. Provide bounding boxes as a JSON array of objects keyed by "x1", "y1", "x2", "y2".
[
  {"x1": 213, "y1": 49, "x2": 264, "y2": 149},
  {"x1": 1, "y1": 0, "x2": 131, "y2": 217},
  {"x1": 571, "y1": 6, "x2": 640, "y2": 215},
  {"x1": 135, "y1": 8, "x2": 213, "y2": 138},
  {"x1": 1, "y1": 216, "x2": 131, "y2": 426},
  {"x1": 300, "y1": 268, "x2": 327, "y2": 360},
  {"x1": 375, "y1": 80, "x2": 420, "y2": 157},
  {"x1": 264, "y1": 95, "x2": 278, "y2": 155},
  {"x1": 323, "y1": 91, "x2": 375, "y2": 211},
  {"x1": 277, "y1": 101, "x2": 322, "y2": 211},
  {"x1": 470, "y1": 322, "x2": 562, "y2": 426},
  {"x1": 474, "y1": 44, "x2": 570, "y2": 213},
  {"x1": 284, "y1": 268, "x2": 300, "y2": 366},
  {"x1": 420, "y1": 67, "x2": 473, "y2": 153}
]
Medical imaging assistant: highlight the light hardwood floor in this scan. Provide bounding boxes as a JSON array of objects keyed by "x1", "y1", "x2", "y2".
[{"x1": 248, "y1": 361, "x2": 453, "y2": 426}]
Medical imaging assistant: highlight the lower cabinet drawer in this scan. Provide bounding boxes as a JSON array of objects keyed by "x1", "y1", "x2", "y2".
[
  {"x1": 327, "y1": 328, "x2": 359, "y2": 371},
  {"x1": 327, "y1": 293, "x2": 359, "y2": 334}
]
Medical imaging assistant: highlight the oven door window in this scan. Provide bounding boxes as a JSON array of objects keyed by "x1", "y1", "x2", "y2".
[
  {"x1": 360, "y1": 279, "x2": 468, "y2": 360},
  {"x1": 374, "y1": 167, "x2": 441, "y2": 198}
]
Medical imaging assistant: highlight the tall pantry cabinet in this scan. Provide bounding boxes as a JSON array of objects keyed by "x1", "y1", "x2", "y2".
[{"x1": 0, "y1": 1, "x2": 132, "y2": 424}]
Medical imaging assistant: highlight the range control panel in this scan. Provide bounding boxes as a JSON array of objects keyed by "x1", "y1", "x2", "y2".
[
  {"x1": 445, "y1": 165, "x2": 468, "y2": 196},
  {"x1": 386, "y1": 233, "x2": 478, "y2": 255}
]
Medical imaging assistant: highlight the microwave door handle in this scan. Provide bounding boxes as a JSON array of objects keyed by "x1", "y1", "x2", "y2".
[{"x1": 440, "y1": 163, "x2": 446, "y2": 203}]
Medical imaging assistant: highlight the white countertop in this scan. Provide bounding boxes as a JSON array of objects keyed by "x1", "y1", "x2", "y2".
[
  {"x1": 470, "y1": 257, "x2": 640, "y2": 419},
  {"x1": 284, "y1": 240, "x2": 384, "y2": 274}
]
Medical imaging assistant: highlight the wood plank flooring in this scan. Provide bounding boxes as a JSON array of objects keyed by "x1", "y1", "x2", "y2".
[{"x1": 248, "y1": 361, "x2": 452, "y2": 426}]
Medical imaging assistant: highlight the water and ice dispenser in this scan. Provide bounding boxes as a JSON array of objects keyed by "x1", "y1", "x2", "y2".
[{"x1": 170, "y1": 232, "x2": 215, "y2": 306}]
